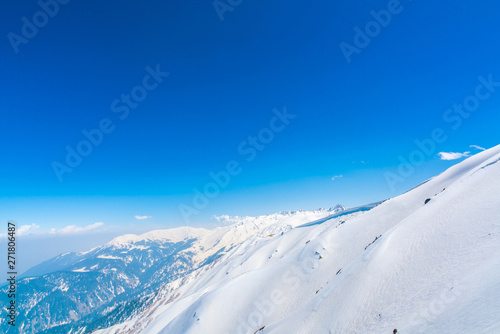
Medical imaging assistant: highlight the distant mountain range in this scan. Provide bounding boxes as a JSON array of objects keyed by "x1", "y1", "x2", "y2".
[{"x1": 1, "y1": 207, "x2": 346, "y2": 333}]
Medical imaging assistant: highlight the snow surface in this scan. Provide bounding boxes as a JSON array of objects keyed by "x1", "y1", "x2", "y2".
[{"x1": 95, "y1": 145, "x2": 500, "y2": 334}]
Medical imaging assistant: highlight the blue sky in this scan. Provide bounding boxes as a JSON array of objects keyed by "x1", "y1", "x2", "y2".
[{"x1": 1, "y1": 0, "x2": 499, "y2": 270}]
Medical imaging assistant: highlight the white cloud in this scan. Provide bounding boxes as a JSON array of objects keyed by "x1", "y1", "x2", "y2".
[
  {"x1": 212, "y1": 215, "x2": 235, "y2": 224},
  {"x1": 470, "y1": 145, "x2": 486, "y2": 151},
  {"x1": 50, "y1": 222, "x2": 104, "y2": 235},
  {"x1": 134, "y1": 215, "x2": 152, "y2": 220},
  {"x1": 18, "y1": 223, "x2": 40, "y2": 236},
  {"x1": 212, "y1": 215, "x2": 250, "y2": 225},
  {"x1": 0, "y1": 223, "x2": 40, "y2": 238},
  {"x1": 331, "y1": 175, "x2": 343, "y2": 181},
  {"x1": 438, "y1": 151, "x2": 471, "y2": 160}
]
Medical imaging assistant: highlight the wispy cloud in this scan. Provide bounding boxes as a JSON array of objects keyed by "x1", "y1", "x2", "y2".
[
  {"x1": 18, "y1": 223, "x2": 40, "y2": 236},
  {"x1": 50, "y1": 222, "x2": 104, "y2": 235},
  {"x1": 134, "y1": 215, "x2": 152, "y2": 220},
  {"x1": 0, "y1": 223, "x2": 40, "y2": 238},
  {"x1": 212, "y1": 215, "x2": 249, "y2": 225},
  {"x1": 438, "y1": 151, "x2": 470, "y2": 160},
  {"x1": 470, "y1": 145, "x2": 486, "y2": 151},
  {"x1": 331, "y1": 175, "x2": 343, "y2": 181}
]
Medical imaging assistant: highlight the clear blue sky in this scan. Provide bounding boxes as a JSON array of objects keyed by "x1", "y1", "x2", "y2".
[{"x1": 1, "y1": 0, "x2": 499, "y2": 266}]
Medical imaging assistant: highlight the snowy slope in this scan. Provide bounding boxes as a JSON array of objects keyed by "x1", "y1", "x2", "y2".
[{"x1": 95, "y1": 144, "x2": 500, "y2": 334}]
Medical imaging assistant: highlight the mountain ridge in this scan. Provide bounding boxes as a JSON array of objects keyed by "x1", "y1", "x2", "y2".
[{"x1": 2, "y1": 205, "x2": 347, "y2": 333}]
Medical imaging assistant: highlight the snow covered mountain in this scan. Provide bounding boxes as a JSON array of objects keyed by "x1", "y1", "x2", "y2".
[
  {"x1": 3, "y1": 145, "x2": 500, "y2": 334},
  {"x1": 93, "y1": 144, "x2": 500, "y2": 334},
  {"x1": 0, "y1": 207, "x2": 346, "y2": 333}
]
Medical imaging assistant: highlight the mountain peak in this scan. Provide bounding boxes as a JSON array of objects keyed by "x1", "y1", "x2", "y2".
[{"x1": 106, "y1": 226, "x2": 209, "y2": 248}]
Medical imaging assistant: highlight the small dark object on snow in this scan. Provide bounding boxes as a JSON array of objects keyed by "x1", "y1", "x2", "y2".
[
  {"x1": 424, "y1": 198, "x2": 431, "y2": 204},
  {"x1": 393, "y1": 329, "x2": 398, "y2": 334},
  {"x1": 364, "y1": 235, "x2": 382, "y2": 250},
  {"x1": 254, "y1": 326, "x2": 265, "y2": 333}
]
